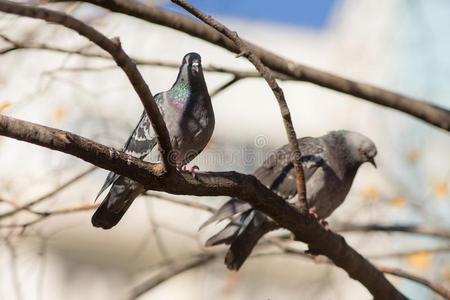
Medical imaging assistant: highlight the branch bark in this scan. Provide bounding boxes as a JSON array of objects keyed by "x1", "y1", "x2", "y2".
[
  {"x1": 59, "y1": 0, "x2": 450, "y2": 131},
  {"x1": 0, "y1": 0, "x2": 175, "y2": 170}
]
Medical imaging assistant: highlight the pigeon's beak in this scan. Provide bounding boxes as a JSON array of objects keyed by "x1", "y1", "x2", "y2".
[
  {"x1": 369, "y1": 157, "x2": 377, "y2": 168},
  {"x1": 192, "y1": 61, "x2": 200, "y2": 73}
]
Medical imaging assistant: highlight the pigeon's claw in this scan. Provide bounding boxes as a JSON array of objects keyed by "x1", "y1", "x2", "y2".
[
  {"x1": 308, "y1": 210, "x2": 329, "y2": 230},
  {"x1": 308, "y1": 209, "x2": 319, "y2": 219},
  {"x1": 182, "y1": 165, "x2": 199, "y2": 173},
  {"x1": 320, "y1": 220, "x2": 329, "y2": 230},
  {"x1": 177, "y1": 165, "x2": 199, "y2": 179}
]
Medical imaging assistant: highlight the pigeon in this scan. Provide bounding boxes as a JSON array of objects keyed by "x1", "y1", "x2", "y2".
[
  {"x1": 92, "y1": 52, "x2": 215, "y2": 229},
  {"x1": 201, "y1": 130, "x2": 377, "y2": 270}
]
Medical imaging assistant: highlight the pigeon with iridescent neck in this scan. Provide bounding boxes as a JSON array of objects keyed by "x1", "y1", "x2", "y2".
[
  {"x1": 201, "y1": 130, "x2": 377, "y2": 270},
  {"x1": 92, "y1": 52, "x2": 215, "y2": 229}
]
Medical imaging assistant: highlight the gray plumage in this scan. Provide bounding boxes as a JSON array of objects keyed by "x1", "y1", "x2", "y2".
[
  {"x1": 92, "y1": 52, "x2": 215, "y2": 229},
  {"x1": 201, "y1": 130, "x2": 377, "y2": 270}
]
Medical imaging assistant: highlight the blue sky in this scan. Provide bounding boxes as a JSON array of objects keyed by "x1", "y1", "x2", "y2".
[{"x1": 162, "y1": 0, "x2": 338, "y2": 29}]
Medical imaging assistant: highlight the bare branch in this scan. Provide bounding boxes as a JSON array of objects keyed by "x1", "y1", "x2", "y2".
[
  {"x1": 5, "y1": 238, "x2": 24, "y2": 300},
  {"x1": 334, "y1": 223, "x2": 450, "y2": 240},
  {"x1": 0, "y1": 113, "x2": 407, "y2": 300},
  {"x1": 0, "y1": 1, "x2": 175, "y2": 170},
  {"x1": 129, "y1": 254, "x2": 215, "y2": 299},
  {"x1": 367, "y1": 246, "x2": 450, "y2": 260},
  {"x1": 0, "y1": 204, "x2": 99, "y2": 231},
  {"x1": 172, "y1": 0, "x2": 308, "y2": 208},
  {"x1": 265, "y1": 238, "x2": 450, "y2": 300},
  {"x1": 0, "y1": 167, "x2": 96, "y2": 219},
  {"x1": 143, "y1": 192, "x2": 216, "y2": 214},
  {"x1": 0, "y1": 33, "x2": 292, "y2": 80},
  {"x1": 209, "y1": 76, "x2": 241, "y2": 98},
  {"x1": 60, "y1": 0, "x2": 450, "y2": 130},
  {"x1": 380, "y1": 267, "x2": 450, "y2": 300}
]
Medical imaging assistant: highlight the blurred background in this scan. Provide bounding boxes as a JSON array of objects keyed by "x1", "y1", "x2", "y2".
[{"x1": 0, "y1": 0, "x2": 449, "y2": 299}]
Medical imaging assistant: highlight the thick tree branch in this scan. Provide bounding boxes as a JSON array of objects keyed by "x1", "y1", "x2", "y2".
[
  {"x1": 59, "y1": 0, "x2": 450, "y2": 130},
  {"x1": 171, "y1": 0, "x2": 308, "y2": 208},
  {"x1": 0, "y1": 114, "x2": 406, "y2": 299},
  {"x1": 0, "y1": 1, "x2": 175, "y2": 170}
]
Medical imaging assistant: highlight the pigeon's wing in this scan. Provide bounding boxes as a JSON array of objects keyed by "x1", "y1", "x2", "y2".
[
  {"x1": 253, "y1": 137, "x2": 325, "y2": 199},
  {"x1": 200, "y1": 137, "x2": 325, "y2": 230},
  {"x1": 122, "y1": 110, "x2": 157, "y2": 158},
  {"x1": 199, "y1": 198, "x2": 252, "y2": 230},
  {"x1": 95, "y1": 93, "x2": 165, "y2": 200}
]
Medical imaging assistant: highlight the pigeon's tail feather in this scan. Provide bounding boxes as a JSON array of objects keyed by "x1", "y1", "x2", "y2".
[
  {"x1": 225, "y1": 211, "x2": 271, "y2": 270},
  {"x1": 199, "y1": 198, "x2": 251, "y2": 230},
  {"x1": 91, "y1": 193, "x2": 135, "y2": 229},
  {"x1": 92, "y1": 178, "x2": 145, "y2": 230},
  {"x1": 205, "y1": 215, "x2": 243, "y2": 246}
]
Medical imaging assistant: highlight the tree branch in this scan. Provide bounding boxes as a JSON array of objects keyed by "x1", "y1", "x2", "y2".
[
  {"x1": 0, "y1": 1, "x2": 175, "y2": 170},
  {"x1": 0, "y1": 114, "x2": 407, "y2": 299},
  {"x1": 171, "y1": 0, "x2": 308, "y2": 208},
  {"x1": 59, "y1": 0, "x2": 450, "y2": 131}
]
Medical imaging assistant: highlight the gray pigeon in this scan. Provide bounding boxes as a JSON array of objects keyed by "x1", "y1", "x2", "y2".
[
  {"x1": 92, "y1": 52, "x2": 215, "y2": 229},
  {"x1": 201, "y1": 130, "x2": 377, "y2": 270}
]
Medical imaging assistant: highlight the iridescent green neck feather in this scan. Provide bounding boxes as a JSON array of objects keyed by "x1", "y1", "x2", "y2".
[{"x1": 170, "y1": 81, "x2": 190, "y2": 107}]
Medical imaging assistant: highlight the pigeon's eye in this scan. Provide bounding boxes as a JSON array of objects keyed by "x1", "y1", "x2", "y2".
[
  {"x1": 359, "y1": 149, "x2": 366, "y2": 155},
  {"x1": 184, "y1": 59, "x2": 188, "y2": 65}
]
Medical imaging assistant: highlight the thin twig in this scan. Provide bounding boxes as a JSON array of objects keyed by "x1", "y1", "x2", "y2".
[
  {"x1": 0, "y1": 34, "x2": 293, "y2": 80},
  {"x1": 0, "y1": 167, "x2": 96, "y2": 219},
  {"x1": 128, "y1": 254, "x2": 215, "y2": 299},
  {"x1": 334, "y1": 223, "x2": 450, "y2": 239},
  {"x1": 366, "y1": 245, "x2": 450, "y2": 260},
  {"x1": 143, "y1": 192, "x2": 216, "y2": 213},
  {"x1": 380, "y1": 267, "x2": 450, "y2": 300},
  {"x1": 209, "y1": 76, "x2": 242, "y2": 98},
  {"x1": 0, "y1": 204, "x2": 99, "y2": 231},
  {"x1": 263, "y1": 238, "x2": 450, "y2": 300},
  {"x1": 5, "y1": 238, "x2": 24, "y2": 300},
  {"x1": 171, "y1": 0, "x2": 308, "y2": 208}
]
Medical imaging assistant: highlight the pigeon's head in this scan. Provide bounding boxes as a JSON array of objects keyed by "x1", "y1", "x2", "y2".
[
  {"x1": 341, "y1": 130, "x2": 377, "y2": 168},
  {"x1": 175, "y1": 52, "x2": 205, "y2": 85}
]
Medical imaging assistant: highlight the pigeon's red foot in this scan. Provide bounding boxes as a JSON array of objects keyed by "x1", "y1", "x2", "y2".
[
  {"x1": 177, "y1": 165, "x2": 199, "y2": 179},
  {"x1": 308, "y1": 209, "x2": 319, "y2": 219},
  {"x1": 308, "y1": 210, "x2": 329, "y2": 230},
  {"x1": 181, "y1": 165, "x2": 199, "y2": 173}
]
